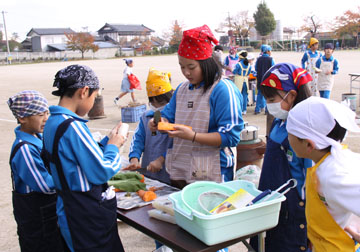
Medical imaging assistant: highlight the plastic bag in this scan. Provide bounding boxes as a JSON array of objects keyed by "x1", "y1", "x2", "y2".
[
  {"x1": 128, "y1": 74, "x2": 141, "y2": 90},
  {"x1": 235, "y1": 165, "x2": 261, "y2": 188}
]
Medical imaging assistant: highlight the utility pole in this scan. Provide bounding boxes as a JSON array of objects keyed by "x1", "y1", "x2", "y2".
[{"x1": 1, "y1": 11, "x2": 11, "y2": 64}]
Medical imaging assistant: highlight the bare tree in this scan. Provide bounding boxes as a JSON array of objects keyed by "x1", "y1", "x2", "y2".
[
  {"x1": 218, "y1": 11, "x2": 254, "y2": 46},
  {"x1": 300, "y1": 15, "x2": 322, "y2": 38}
]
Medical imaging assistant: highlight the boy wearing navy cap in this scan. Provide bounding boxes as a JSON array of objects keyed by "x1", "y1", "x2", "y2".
[{"x1": 315, "y1": 43, "x2": 339, "y2": 99}]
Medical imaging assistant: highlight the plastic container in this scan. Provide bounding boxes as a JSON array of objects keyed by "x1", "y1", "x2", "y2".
[
  {"x1": 168, "y1": 180, "x2": 286, "y2": 246},
  {"x1": 121, "y1": 104, "x2": 146, "y2": 123},
  {"x1": 119, "y1": 123, "x2": 129, "y2": 139},
  {"x1": 342, "y1": 93, "x2": 356, "y2": 112}
]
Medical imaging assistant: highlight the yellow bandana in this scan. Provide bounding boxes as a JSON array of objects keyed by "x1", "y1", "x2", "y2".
[
  {"x1": 309, "y1": 38, "x2": 319, "y2": 47},
  {"x1": 146, "y1": 68, "x2": 172, "y2": 97}
]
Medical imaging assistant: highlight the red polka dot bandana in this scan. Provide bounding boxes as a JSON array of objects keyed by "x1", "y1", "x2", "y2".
[
  {"x1": 261, "y1": 63, "x2": 313, "y2": 92},
  {"x1": 178, "y1": 25, "x2": 219, "y2": 60}
]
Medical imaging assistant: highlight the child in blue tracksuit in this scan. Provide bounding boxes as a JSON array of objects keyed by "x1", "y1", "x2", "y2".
[
  {"x1": 250, "y1": 63, "x2": 314, "y2": 252},
  {"x1": 315, "y1": 43, "x2": 339, "y2": 99},
  {"x1": 125, "y1": 67, "x2": 174, "y2": 251},
  {"x1": 8, "y1": 90, "x2": 64, "y2": 252},
  {"x1": 43, "y1": 65, "x2": 126, "y2": 252},
  {"x1": 124, "y1": 68, "x2": 174, "y2": 185},
  {"x1": 149, "y1": 25, "x2": 244, "y2": 190},
  {"x1": 233, "y1": 50, "x2": 252, "y2": 115},
  {"x1": 301, "y1": 38, "x2": 322, "y2": 96},
  {"x1": 254, "y1": 45, "x2": 275, "y2": 114}
]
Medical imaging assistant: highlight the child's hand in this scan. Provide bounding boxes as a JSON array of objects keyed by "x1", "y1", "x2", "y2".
[
  {"x1": 167, "y1": 125, "x2": 194, "y2": 141},
  {"x1": 147, "y1": 156, "x2": 164, "y2": 173},
  {"x1": 123, "y1": 158, "x2": 141, "y2": 171},
  {"x1": 345, "y1": 225, "x2": 360, "y2": 242},
  {"x1": 148, "y1": 117, "x2": 168, "y2": 132},
  {"x1": 108, "y1": 122, "x2": 126, "y2": 148}
]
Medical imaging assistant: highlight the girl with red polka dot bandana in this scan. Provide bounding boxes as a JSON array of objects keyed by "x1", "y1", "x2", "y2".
[{"x1": 149, "y1": 25, "x2": 244, "y2": 190}]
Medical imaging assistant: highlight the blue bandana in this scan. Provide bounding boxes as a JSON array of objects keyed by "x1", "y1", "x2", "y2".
[{"x1": 53, "y1": 64, "x2": 99, "y2": 96}]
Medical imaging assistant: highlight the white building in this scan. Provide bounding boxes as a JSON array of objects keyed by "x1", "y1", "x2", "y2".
[{"x1": 26, "y1": 28, "x2": 75, "y2": 52}]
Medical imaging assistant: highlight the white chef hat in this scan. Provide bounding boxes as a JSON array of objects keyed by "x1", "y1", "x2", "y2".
[{"x1": 287, "y1": 97, "x2": 360, "y2": 156}]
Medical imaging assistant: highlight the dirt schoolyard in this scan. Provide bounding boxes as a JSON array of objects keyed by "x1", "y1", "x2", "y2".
[{"x1": 1, "y1": 51, "x2": 360, "y2": 251}]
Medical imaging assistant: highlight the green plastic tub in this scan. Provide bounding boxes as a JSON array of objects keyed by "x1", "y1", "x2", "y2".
[{"x1": 168, "y1": 180, "x2": 286, "y2": 246}]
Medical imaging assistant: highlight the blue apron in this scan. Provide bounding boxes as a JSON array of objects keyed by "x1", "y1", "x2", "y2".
[
  {"x1": 46, "y1": 118, "x2": 124, "y2": 252},
  {"x1": 249, "y1": 120, "x2": 308, "y2": 252},
  {"x1": 10, "y1": 141, "x2": 65, "y2": 252}
]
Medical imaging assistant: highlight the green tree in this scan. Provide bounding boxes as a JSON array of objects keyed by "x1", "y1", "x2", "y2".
[
  {"x1": 9, "y1": 40, "x2": 21, "y2": 51},
  {"x1": 65, "y1": 32, "x2": 98, "y2": 59},
  {"x1": 253, "y1": 1, "x2": 276, "y2": 41}
]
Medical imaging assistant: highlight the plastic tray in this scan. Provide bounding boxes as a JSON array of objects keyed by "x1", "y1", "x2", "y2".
[{"x1": 168, "y1": 180, "x2": 285, "y2": 246}]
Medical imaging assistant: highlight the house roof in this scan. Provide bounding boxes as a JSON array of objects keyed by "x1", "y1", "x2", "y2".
[
  {"x1": 27, "y1": 28, "x2": 75, "y2": 37},
  {"x1": 97, "y1": 23, "x2": 155, "y2": 35}
]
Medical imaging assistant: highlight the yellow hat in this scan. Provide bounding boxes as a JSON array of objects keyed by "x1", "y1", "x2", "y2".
[
  {"x1": 309, "y1": 38, "x2": 319, "y2": 47},
  {"x1": 146, "y1": 68, "x2": 172, "y2": 97}
]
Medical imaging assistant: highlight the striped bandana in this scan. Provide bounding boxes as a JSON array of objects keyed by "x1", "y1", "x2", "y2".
[
  {"x1": 8, "y1": 90, "x2": 49, "y2": 118},
  {"x1": 53, "y1": 64, "x2": 99, "y2": 96}
]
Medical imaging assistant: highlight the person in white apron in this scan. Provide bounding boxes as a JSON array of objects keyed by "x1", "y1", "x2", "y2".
[
  {"x1": 149, "y1": 25, "x2": 244, "y2": 189},
  {"x1": 287, "y1": 97, "x2": 360, "y2": 252},
  {"x1": 301, "y1": 38, "x2": 322, "y2": 96},
  {"x1": 315, "y1": 43, "x2": 339, "y2": 99}
]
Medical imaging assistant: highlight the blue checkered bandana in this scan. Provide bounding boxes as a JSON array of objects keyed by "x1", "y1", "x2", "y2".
[
  {"x1": 8, "y1": 90, "x2": 49, "y2": 118},
  {"x1": 53, "y1": 64, "x2": 99, "y2": 96}
]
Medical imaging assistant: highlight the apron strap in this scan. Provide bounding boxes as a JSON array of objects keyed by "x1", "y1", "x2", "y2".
[
  {"x1": 9, "y1": 141, "x2": 34, "y2": 190},
  {"x1": 49, "y1": 118, "x2": 75, "y2": 192}
]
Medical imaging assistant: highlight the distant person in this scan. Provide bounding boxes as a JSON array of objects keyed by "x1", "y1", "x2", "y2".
[
  {"x1": 223, "y1": 47, "x2": 239, "y2": 78},
  {"x1": 247, "y1": 53, "x2": 257, "y2": 106},
  {"x1": 254, "y1": 45, "x2": 275, "y2": 115},
  {"x1": 301, "y1": 38, "x2": 322, "y2": 96},
  {"x1": 212, "y1": 45, "x2": 224, "y2": 68},
  {"x1": 114, "y1": 58, "x2": 136, "y2": 105},
  {"x1": 8, "y1": 90, "x2": 64, "y2": 252},
  {"x1": 336, "y1": 40, "x2": 340, "y2": 50},
  {"x1": 315, "y1": 43, "x2": 339, "y2": 99},
  {"x1": 233, "y1": 50, "x2": 252, "y2": 115}
]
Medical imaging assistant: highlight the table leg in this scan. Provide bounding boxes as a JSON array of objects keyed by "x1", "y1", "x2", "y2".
[
  {"x1": 242, "y1": 239, "x2": 255, "y2": 252},
  {"x1": 258, "y1": 232, "x2": 266, "y2": 252}
]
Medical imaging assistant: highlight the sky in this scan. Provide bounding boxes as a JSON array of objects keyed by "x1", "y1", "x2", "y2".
[{"x1": 1, "y1": 0, "x2": 359, "y2": 41}]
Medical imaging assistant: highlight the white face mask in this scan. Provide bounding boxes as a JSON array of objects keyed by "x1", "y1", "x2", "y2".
[
  {"x1": 148, "y1": 103, "x2": 166, "y2": 112},
  {"x1": 267, "y1": 93, "x2": 290, "y2": 120}
]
